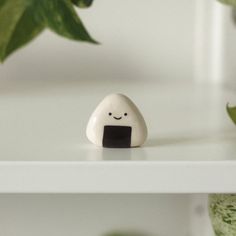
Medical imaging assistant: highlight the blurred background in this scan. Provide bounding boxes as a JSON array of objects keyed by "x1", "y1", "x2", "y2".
[
  {"x1": 1, "y1": 0, "x2": 235, "y2": 87},
  {"x1": 0, "y1": 0, "x2": 198, "y2": 84},
  {"x1": 0, "y1": 194, "x2": 213, "y2": 236},
  {"x1": 0, "y1": 0, "x2": 236, "y2": 84}
]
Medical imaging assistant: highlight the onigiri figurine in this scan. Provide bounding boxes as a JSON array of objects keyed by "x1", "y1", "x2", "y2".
[{"x1": 86, "y1": 94, "x2": 147, "y2": 148}]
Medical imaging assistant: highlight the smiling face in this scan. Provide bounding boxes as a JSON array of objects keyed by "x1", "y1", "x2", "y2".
[
  {"x1": 109, "y1": 112, "x2": 127, "y2": 120},
  {"x1": 86, "y1": 93, "x2": 147, "y2": 147}
]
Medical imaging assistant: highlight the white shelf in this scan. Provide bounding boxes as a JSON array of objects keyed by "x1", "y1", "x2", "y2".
[
  {"x1": 0, "y1": 78, "x2": 236, "y2": 193},
  {"x1": 0, "y1": 161, "x2": 236, "y2": 193}
]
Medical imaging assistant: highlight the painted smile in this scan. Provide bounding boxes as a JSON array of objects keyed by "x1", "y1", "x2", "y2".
[{"x1": 113, "y1": 116, "x2": 122, "y2": 120}]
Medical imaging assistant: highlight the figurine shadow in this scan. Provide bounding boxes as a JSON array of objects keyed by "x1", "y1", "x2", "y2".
[{"x1": 145, "y1": 129, "x2": 236, "y2": 147}]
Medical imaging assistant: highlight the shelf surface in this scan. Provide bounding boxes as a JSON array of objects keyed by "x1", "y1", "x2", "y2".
[{"x1": 0, "y1": 78, "x2": 236, "y2": 193}]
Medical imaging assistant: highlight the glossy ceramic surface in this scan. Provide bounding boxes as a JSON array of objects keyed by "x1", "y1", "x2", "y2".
[{"x1": 86, "y1": 94, "x2": 148, "y2": 148}]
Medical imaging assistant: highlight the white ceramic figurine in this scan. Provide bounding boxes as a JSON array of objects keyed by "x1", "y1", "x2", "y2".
[{"x1": 86, "y1": 93, "x2": 147, "y2": 148}]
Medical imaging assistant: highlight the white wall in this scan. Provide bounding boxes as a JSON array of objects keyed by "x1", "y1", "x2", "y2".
[
  {"x1": 0, "y1": 0, "x2": 195, "y2": 83},
  {"x1": 194, "y1": 0, "x2": 236, "y2": 86},
  {"x1": 219, "y1": 5, "x2": 236, "y2": 88}
]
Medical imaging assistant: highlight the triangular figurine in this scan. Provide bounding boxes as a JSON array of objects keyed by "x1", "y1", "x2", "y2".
[{"x1": 86, "y1": 93, "x2": 147, "y2": 148}]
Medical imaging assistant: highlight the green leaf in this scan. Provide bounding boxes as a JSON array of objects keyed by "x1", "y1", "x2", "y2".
[
  {"x1": 0, "y1": 0, "x2": 44, "y2": 62},
  {"x1": 218, "y1": 0, "x2": 236, "y2": 7},
  {"x1": 227, "y1": 104, "x2": 236, "y2": 125},
  {"x1": 104, "y1": 232, "x2": 148, "y2": 236},
  {"x1": 0, "y1": 0, "x2": 96, "y2": 62},
  {"x1": 41, "y1": 0, "x2": 97, "y2": 43},
  {"x1": 72, "y1": 0, "x2": 94, "y2": 8},
  {"x1": 0, "y1": 0, "x2": 7, "y2": 8}
]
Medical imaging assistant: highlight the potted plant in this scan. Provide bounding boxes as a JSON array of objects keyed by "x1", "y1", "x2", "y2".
[{"x1": 0, "y1": 0, "x2": 97, "y2": 62}]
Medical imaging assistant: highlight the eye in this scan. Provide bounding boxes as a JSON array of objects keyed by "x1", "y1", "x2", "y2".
[
  {"x1": 108, "y1": 112, "x2": 112, "y2": 116},
  {"x1": 124, "y1": 113, "x2": 127, "y2": 116}
]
